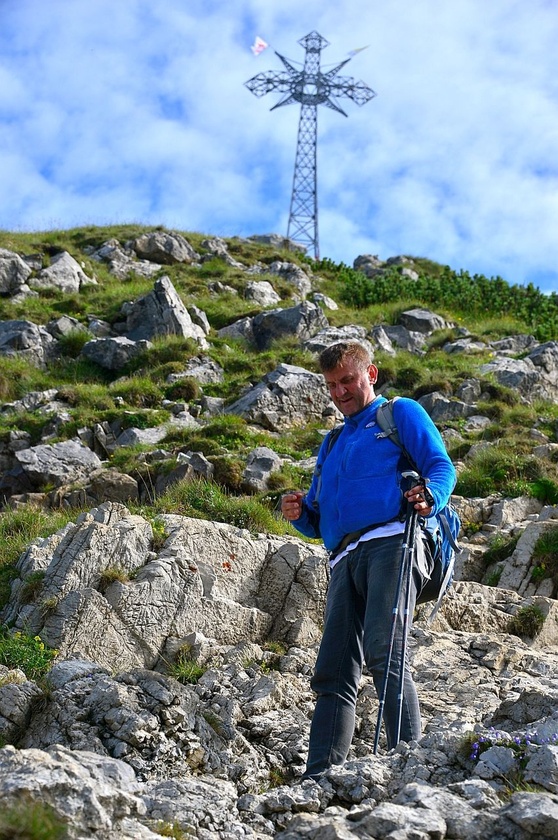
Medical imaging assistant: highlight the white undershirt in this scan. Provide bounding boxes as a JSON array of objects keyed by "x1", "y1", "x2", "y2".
[{"x1": 329, "y1": 520, "x2": 406, "y2": 570}]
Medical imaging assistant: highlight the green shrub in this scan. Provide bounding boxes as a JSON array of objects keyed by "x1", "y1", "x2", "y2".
[
  {"x1": 169, "y1": 647, "x2": 206, "y2": 685},
  {"x1": 170, "y1": 435, "x2": 223, "y2": 456},
  {"x1": 138, "y1": 335, "x2": 199, "y2": 368},
  {"x1": 201, "y1": 415, "x2": 257, "y2": 448},
  {"x1": 529, "y1": 526, "x2": 558, "y2": 594},
  {"x1": 485, "y1": 567, "x2": 503, "y2": 587},
  {"x1": 150, "y1": 820, "x2": 191, "y2": 839},
  {"x1": 455, "y1": 446, "x2": 547, "y2": 498},
  {"x1": 109, "y1": 376, "x2": 164, "y2": 408},
  {"x1": 0, "y1": 508, "x2": 75, "y2": 612},
  {"x1": 57, "y1": 328, "x2": 92, "y2": 358},
  {"x1": 483, "y1": 534, "x2": 520, "y2": 566},
  {"x1": 55, "y1": 383, "x2": 116, "y2": 412},
  {"x1": 20, "y1": 571, "x2": 46, "y2": 604},
  {"x1": 164, "y1": 377, "x2": 200, "y2": 402},
  {"x1": 509, "y1": 605, "x2": 545, "y2": 639},
  {"x1": 0, "y1": 798, "x2": 68, "y2": 840},
  {"x1": 209, "y1": 456, "x2": 245, "y2": 491},
  {"x1": 151, "y1": 478, "x2": 295, "y2": 536},
  {"x1": 0, "y1": 629, "x2": 58, "y2": 680},
  {"x1": 0, "y1": 566, "x2": 19, "y2": 614},
  {"x1": 529, "y1": 478, "x2": 558, "y2": 505},
  {"x1": 98, "y1": 567, "x2": 130, "y2": 593}
]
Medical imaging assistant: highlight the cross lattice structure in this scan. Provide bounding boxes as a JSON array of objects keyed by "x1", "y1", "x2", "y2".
[{"x1": 245, "y1": 31, "x2": 376, "y2": 259}]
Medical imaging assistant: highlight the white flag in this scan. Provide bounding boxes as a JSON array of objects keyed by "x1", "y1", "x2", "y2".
[{"x1": 251, "y1": 36, "x2": 269, "y2": 56}]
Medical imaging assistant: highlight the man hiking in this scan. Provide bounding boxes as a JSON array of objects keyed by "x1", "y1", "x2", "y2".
[{"x1": 281, "y1": 340, "x2": 456, "y2": 778}]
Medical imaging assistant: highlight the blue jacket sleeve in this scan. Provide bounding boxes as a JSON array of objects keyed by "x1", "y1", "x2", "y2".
[
  {"x1": 393, "y1": 397, "x2": 457, "y2": 517},
  {"x1": 288, "y1": 434, "x2": 330, "y2": 539}
]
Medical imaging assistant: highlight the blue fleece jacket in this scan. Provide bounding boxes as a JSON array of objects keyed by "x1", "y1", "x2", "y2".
[{"x1": 293, "y1": 396, "x2": 457, "y2": 553}]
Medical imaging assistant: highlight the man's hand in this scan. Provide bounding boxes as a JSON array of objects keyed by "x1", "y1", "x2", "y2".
[
  {"x1": 404, "y1": 484, "x2": 434, "y2": 516},
  {"x1": 281, "y1": 491, "x2": 304, "y2": 521}
]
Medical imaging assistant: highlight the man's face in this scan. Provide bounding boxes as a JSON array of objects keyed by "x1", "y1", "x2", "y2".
[{"x1": 324, "y1": 359, "x2": 378, "y2": 417}]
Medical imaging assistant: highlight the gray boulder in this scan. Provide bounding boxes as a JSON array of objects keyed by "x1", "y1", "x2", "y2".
[
  {"x1": 166, "y1": 355, "x2": 224, "y2": 386},
  {"x1": 399, "y1": 308, "x2": 449, "y2": 334},
  {"x1": 46, "y1": 315, "x2": 89, "y2": 340},
  {"x1": 89, "y1": 238, "x2": 161, "y2": 279},
  {"x1": 528, "y1": 341, "x2": 558, "y2": 399},
  {"x1": 248, "y1": 233, "x2": 305, "y2": 253},
  {"x1": 0, "y1": 320, "x2": 56, "y2": 367},
  {"x1": 418, "y1": 391, "x2": 478, "y2": 422},
  {"x1": 30, "y1": 251, "x2": 96, "y2": 293},
  {"x1": 266, "y1": 261, "x2": 313, "y2": 299},
  {"x1": 383, "y1": 325, "x2": 427, "y2": 354},
  {"x1": 369, "y1": 324, "x2": 397, "y2": 355},
  {"x1": 480, "y1": 357, "x2": 541, "y2": 397},
  {"x1": 0, "y1": 247, "x2": 33, "y2": 295},
  {"x1": 303, "y1": 325, "x2": 372, "y2": 355},
  {"x1": 245, "y1": 280, "x2": 281, "y2": 306},
  {"x1": 216, "y1": 316, "x2": 254, "y2": 343},
  {"x1": 242, "y1": 447, "x2": 283, "y2": 492},
  {"x1": 123, "y1": 276, "x2": 208, "y2": 348},
  {"x1": 81, "y1": 336, "x2": 152, "y2": 370},
  {"x1": 0, "y1": 743, "x2": 154, "y2": 839},
  {"x1": 14, "y1": 439, "x2": 103, "y2": 489},
  {"x1": 490, "y1": 334, "x2": 539, "y2": 355},
  {"x1": 226, "y1": 363, "x2": 338, "y2": 432},
  {"x1": 1, "y1": 502, "x2": 327, "y2": 670},
  {"x1": 130, "y1": 231, "x2": 199, "y2": 265},
  {"x1": 312, "y1": 292, "x2": 338, "y2": 310},
  {"x1": 444, "y1": 337, "x2": 489, "y2": 354},
  {"x1": 201, "y1": 237, "x2": 244, "y2": 268},
  {"x1": 353, "y1": 254, "x2": 384, "y2": 276},
  {"x1": 252, "y1": 301, "x2": 328, "y2": 351}
]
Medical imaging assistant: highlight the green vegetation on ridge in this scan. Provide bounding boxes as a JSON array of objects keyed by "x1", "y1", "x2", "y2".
[{"x1": 1, "y1": 223, "x2": 558, "y2": 623}]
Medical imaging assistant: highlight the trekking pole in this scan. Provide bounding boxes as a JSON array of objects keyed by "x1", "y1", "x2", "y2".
[
  {"x1": 373, "y1": 470, "x2": 421, "y2": 755},
  {"x1": 394, "y1": 470, "x2": 421, "y2": 745}
]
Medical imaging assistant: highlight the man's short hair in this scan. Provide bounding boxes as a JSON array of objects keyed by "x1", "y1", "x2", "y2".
[{"x1": 318, "y1": 341, "x2": 372, "y2": 373}]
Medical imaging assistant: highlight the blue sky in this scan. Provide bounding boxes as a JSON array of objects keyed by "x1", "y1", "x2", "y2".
[{"x1": 1, "y1": 0, "x2": 557, "y2": 293}]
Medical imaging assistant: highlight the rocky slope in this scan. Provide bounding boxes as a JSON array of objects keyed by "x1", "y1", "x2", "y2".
[{"x1": 0, "y1": 229, "x2": 558, "y2": 839}]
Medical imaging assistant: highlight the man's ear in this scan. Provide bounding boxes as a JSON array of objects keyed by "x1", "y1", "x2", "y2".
[{"x1": 368, "y1": 364, "x2": 378, "y2": 384}]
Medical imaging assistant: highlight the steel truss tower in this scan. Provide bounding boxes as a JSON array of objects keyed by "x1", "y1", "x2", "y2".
[{"x1": 245, "y1": 31, "x2": 376, "y2": 259}]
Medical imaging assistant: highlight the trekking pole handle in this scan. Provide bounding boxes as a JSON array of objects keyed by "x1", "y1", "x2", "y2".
[
  {"x1": 401, "y1": 470, "x2": 420, "y2": 489},
  {"x1": 423, "y1": 486, "x2": 434, "y2": 506}
]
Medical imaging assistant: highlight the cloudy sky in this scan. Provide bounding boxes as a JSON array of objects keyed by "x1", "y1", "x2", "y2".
[{"x1": 1, "y1": 0, "x2": 557, "y2": 292}]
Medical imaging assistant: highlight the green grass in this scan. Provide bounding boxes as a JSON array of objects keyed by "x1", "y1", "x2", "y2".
[
  {"x1": 147, "y1": 477, "x2": 298, "y2": 536},
  {"x1": 0, "y1": 798, "x2": 68, "y2": 840},
  {"x1": 168, "y1": 646, "x2": 206, "y2": 685},
  {"x1": 509, "y1": 604, "x2": 546, "y2": 639},
  {"x1": 1, "y1": 223, "x2": 558, "y2": 550},
  {"x1": 0, "y1": 629, "x2": 58, "y2": 680},
  {"x1": 0, "y1": 507, "x2": 77, "y2": 612},
  {"x1": 455, "y1": 445, "x2": 551, "y2": 498},
  {"x1": 529, "y1": 526, "x2": 558, "y2": 595}
]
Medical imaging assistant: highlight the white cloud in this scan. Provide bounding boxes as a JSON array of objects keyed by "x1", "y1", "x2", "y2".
[{"x1": 0, "y1": 0, "x2": 557, "y2": 292}]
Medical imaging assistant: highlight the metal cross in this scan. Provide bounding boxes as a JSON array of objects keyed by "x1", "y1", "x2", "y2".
[{"x1": 245, "y1": 31, "x2": 376, "y2": 259}]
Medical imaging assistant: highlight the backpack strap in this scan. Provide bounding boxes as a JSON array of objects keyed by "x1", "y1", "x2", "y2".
[
  {"x1": 312, "y1": 424, "x2": 343, "y2": 511},
  {"x1": 375, "y1": 396, "x2": 415, "y2": 467}
]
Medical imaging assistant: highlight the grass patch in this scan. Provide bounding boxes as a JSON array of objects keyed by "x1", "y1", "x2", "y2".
[
  {"x1": 509, "y1": 604, "x2": 545, "y2": 639},
  {"x1": 483, "y1": 534, "x2": 520, "y2": 567},
  {"x1": 455, "y1": 445, "x2": 550, "y2": 498},
  {"x1": 168, "y1": 646, "x2": 206, "y2": 685},
  {"x1": 149, "y1": 478, "x2": 297, "y2": 536},
  {"x1": 529, "y1": 526, "x2": 558, "y2": 595},
  {"x1": 98, "y1": 567, "x2": 130, "y2": 593},
  {"x1": 0, "y1": 797, "x2": 68, "y2": 840},
  {"x1": 0, "y1": 629, "x2": 58, "y2": 681},
  {"x1": 0, "y1": 507, "x2": 76, "y2": 612}
]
